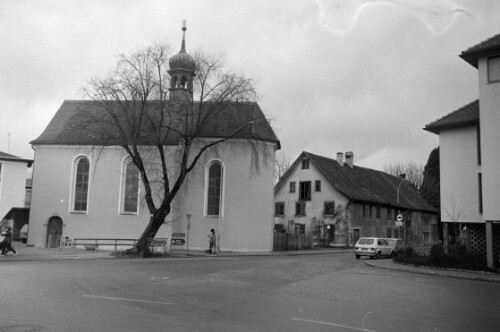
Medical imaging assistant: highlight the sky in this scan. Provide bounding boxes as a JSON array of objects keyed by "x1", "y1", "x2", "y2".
[{"x1": 1, "y1": 0, "x2": 499, "y2": 171}]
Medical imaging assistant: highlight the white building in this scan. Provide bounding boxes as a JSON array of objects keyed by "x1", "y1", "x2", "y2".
[
  {"x1": 425, "y1": 32, "x2": 500, "y2": 268},
  {"x1": 274, "y1": 151, "x2": 438, "y2": 248},
  {"x1": 0, "y1": 151, "x2": 32, "y2": 223},
  {"x1": 28, "y1": 28, "x2": 280, "y2": 252}
]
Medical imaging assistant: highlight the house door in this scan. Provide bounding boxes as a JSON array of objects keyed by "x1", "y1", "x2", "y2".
[
  {"x1": 46, "y1": 217, "x2": 62, "y2": 248},
  {"x1": 353, "y1": 229, "x2": 360, "y2": 244}
]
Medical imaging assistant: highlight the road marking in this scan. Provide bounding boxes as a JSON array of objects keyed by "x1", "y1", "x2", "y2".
[
  {"x1": 291, "y1": 317, "x2": 379, "y2": 332},
  {"x1": 82, "y1": 294, "x2": 174, "y2": 305}
]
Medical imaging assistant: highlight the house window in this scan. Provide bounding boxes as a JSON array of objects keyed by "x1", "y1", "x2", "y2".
[
  {"x1": 275, "y1": 202, "x2": 285, "y2": 216},
  {"x1": 478, "y1": 173, "x2": 483, "y2": 214},
  {"x1": 207, "y1": 161, "x2": 223, "y2": 216},
  {"x1": 301, "y1": 159, "x2": 309, "y2": 169},
  {"x1": 324, "y1": 201, "x2": 335, "y2": 216},
  {"x1": 477, "y1": 126, "x2": 481, "y2": 166},
  {"x1": 72, "y1": 156, "x2": 90, "y2": 212},
  {"x1": 290, "y1": 181, "x2": 296, "y2": 193},
  {"x1": 376, "y1": 206, "x2": 381, "y2": 219},
  {"x1": 488, "y1": 56, "x2": 500, "y2": 83},
  {"x1": 386, "y1": 228, "x2": 392, "y2": 238},
  {"x1": 362, "y1": 204, "x2": 366, "y2": 217},
  {"x1": 299, "y1": 181, "x2": 311, "y2": 200},
  {"x1": 387, "y1": 207, "x2": 392, "y2": 220},
  {"x1": 315, "y1": 180, "x2": 321, "y2": 192},
  {"x1": 121, "y1": 159, "x2": 140, "y2": 214},
  {"x1": 368, "y1": 205, "x2": 373, "y2": 218},
  {"x1": 295, "y1": 201, "x2": 306, "y2": 216}
]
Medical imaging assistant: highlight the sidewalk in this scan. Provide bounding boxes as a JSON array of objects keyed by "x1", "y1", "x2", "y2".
[
  {"x1": 365, "y1": 258, "x2": 500, "y2": 283},
  {"x1": 3, "y1": 243, "x2": 499, "y2": 283}
]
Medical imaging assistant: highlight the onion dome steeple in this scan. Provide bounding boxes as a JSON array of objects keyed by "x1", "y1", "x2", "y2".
[{"x1": 169, "y1": 21, "x2": 196, "y2": 102}]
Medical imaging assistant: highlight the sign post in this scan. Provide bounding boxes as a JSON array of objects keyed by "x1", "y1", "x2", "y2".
[
  {"x1": 396, "y1": 214, "x2": 406, "y2": 255},
  {"x1": 186, "y1": 214, "x2": 191, "y2": 255}
]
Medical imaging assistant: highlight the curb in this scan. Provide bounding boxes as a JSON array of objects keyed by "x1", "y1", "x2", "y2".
[{"x1": 364, "y1": 260, "x2": 500, "y2": 283}]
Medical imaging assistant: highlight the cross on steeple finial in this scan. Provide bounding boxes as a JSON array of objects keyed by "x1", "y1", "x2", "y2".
[{"x1": 181, "y1": 20, "x2": 187, "y2": 52}]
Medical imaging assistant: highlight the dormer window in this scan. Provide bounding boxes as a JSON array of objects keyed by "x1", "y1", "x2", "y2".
[
  {"x1": 488, "y1": 56, "x2": 500, "y2": 83},
  {"x1": 301, "y1": 159, "x2": 309, "y2": 169}
]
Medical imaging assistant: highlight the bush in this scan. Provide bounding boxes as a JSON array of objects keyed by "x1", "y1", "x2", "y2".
[{"x1": 393, "y1": 247, "x2": 496, "y2": 273}]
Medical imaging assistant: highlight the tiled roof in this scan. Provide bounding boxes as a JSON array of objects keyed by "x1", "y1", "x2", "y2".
[
  {"x1": 0, "y1": 151, "x2": 33, "y2": 166},
  {"x1": 424, "y1": 100, "x2": 479, "y2": 134},
  {"x1": 31, "y1": 100, "x2": 280, "y2": 148},
  {"x1": 276, "y1": 152, "x2": 437, "y2": 213},
  {"x1": 460, "y1": 32, "x2": 500, "y2": 68}
]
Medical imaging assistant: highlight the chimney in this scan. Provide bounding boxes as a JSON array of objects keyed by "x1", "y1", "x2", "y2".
[
  {"x1": 345, "y1": 151, "x2": 354, "y2": 168},
  {"x1": 337, "y1": 152, "x2": 344, "y2": 166}
]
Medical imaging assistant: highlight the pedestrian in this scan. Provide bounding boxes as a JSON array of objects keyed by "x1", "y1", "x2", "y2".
[
  {"x1": 1, "y1": 226, "x2": 16, "y2": 256},
  {"x1": 208, "y1": 228, "x2": 217, "y2": 255}
]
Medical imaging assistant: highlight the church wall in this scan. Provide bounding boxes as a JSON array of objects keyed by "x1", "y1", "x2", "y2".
[{"x1": 28, "y1": 141, "x2": 276, "y2": 252}]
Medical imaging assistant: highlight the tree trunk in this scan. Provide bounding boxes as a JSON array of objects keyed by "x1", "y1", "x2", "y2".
[{"x1": 125, "y1": 208, "x2": 170, "y2": 257}]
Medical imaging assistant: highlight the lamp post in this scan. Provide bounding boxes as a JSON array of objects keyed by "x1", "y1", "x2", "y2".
[{"x1": 397, "y1": 176, "x2": 408, "y2": 254}]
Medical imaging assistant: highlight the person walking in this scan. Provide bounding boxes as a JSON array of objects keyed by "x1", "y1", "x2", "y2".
[
  {"x1": 209, "y1": 229, "x2": 217, "y2": 255},
  {"x1": 1, "y1": 227, "x2": 16, "y2": 256}
]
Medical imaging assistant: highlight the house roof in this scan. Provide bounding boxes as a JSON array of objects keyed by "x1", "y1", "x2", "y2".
[
  {"x1": 31, "y1": 100, "x2": 280, "y2": 149},
  {"x1": 460, "y1": 32, "x2": 500, "y2": 68},
  {"x1": 424, "y1": 100, "x2": 479, "y2": 134},
  {"x1": 276, "y1": 151, "x2": 437, "y2": 213},
  {"x1": 0, "y1": 151, "x2": 33, "y2": 167}
]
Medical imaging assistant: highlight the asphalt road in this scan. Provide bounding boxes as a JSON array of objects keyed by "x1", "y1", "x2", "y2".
[{"x1": 0, "y1": 253, "x2": 499, "y2": 332}]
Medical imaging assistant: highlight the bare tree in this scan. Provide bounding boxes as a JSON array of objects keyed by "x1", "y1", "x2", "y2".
[
  {"x1": 274, "y1": 152, "x2": 291, "y2": 183},
  {"x1": 384, "y1": 160, "x2": 424, "y2": 189},
  {"x1": 443, "y1": 198, "x2": 466, "y2": 254},
  {"x1": 80, "y1": 41, "x2": 272, "y2": 256}
]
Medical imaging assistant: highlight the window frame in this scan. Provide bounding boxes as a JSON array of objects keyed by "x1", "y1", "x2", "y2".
[
  {"x1": 289, "y1": 181, "x2": 296, "y2": 193},
  {"x1": 295, "y1": 201, "x2": 306, "y2": 216},
  {"x1": 315, "y1": 180, "x2": 321, "y2": 192},
  {"x1": 323, "y1": 201, "x2": 335, "y2": 216},
  {"x1": 119, "y1": 157, "x2": 140, "y2": 215},
  {"x1": 274, "y1": 202, "x2": 285, "y2": 216},
  {"x1": 205, "y1": 160, "x2": 225, "y2": 217},
  {"x1": 487, "y1": 55, "x2": 500, "y2": 83},
  {"x1": 301, "y1": 159, "x2": 309, "y2": 169},
  {"x1": 299, "y1": 181, "x2": 312, "y2": 201},
  {"x1": 70, "y1": 155, "x2": 91, "y2": 214}
]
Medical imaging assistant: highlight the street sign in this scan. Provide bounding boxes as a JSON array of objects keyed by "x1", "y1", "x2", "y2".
[
  {"x1": 395, "y1": 221, "x2": 403, "y2": 227},
  {"x1": 397, "y1": 214, "x2": 403, "y2": 222},
  {"x1": 172, "y1": 233, "x2": 185, "y2": 238},
  {"x1": 171, "y1": 238, "x2": 185, "y2": 245}
]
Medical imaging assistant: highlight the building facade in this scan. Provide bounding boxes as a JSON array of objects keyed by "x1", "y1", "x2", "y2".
[
  {"x1": 28, "y1": 27, "x2": 280, "y2": 253},
  {"x1": 0, "y1": 151, "x2": 32, "y2": 223},
  {"x1": 274, "y1": 151, "x2": 438, "y2": 248},
  {"x1": 425, "y1": 32, "x2": 500, "y2": 267}
]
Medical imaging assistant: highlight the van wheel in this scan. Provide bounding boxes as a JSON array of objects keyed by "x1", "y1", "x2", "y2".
[
  {"x1": 355, "y1": 255, "x2": 360, "y2": 259},
  {"x1": 375, "y1": 252, "x2": 381, "y2": 259}
]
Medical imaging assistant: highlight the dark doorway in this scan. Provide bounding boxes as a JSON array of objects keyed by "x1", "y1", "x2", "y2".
[
  {"x1": 46, "y1": 216, "x2": 63, "y2": 248},
  {"x1": 353, "y1": 229, "x2": 360, "y2": 244}
]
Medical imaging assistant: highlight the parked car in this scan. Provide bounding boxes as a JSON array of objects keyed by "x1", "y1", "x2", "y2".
[
  {"x1": 385, "y1": 238, "x2": 403, "y2": 256},
  {"x1": 354, "y1": 237, "x2": 392, "y2": 259},
  {"x1": 19, "y1": 224, "x2": 28, "y2": 243}
]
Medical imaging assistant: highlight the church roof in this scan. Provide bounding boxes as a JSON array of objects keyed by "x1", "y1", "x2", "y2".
[
  {"x1": 460, "y1": 32, "x2": 500, "y2": 68},
  {"x1": 424, "y1": 100, "x2": 479, "y2": 134},
  {"x1": 276, "y1": 151, "x2": 436, "y2": 213},
  {"x1": 31, "y1": 100, "x2": 280, "y2": 148},
  {"x1": 0, "y1": 151, "x2": 33, "y2": 166}
]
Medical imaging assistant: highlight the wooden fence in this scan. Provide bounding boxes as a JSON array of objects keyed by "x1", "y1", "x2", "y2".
[{"x1": 273, "y1": 233, "x2": 313, "y2": 251}]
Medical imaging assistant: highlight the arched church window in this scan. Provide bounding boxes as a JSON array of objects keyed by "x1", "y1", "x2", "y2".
[
  {"x1": 172, "y1": 75, "x2": 178, "y2": 88},
  {"x1": 72, "y1": 156, "x2": 90, "y2": 212},
  {"x1": 206, "y1": 161, "x2": 223, "y2": 216},
  {"x1": 121, "y1": 158, "x2": 140, "y2": 214}
]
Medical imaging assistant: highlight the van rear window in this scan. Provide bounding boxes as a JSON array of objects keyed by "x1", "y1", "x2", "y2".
[{"x1": 358, "y1": 238, "x2": 374, "y2": 245}]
